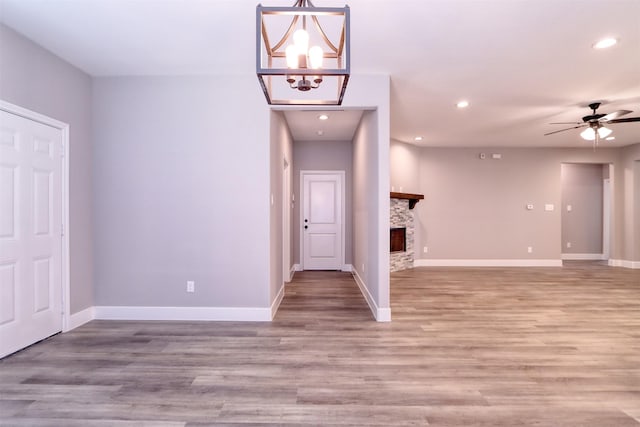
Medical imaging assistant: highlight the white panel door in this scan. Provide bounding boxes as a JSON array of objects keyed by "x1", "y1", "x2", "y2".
[
  {"x1": 0, "y1": 110, "x2": 63, "y2": 358},
  {"x1": 302, "y1": 172, "x2": 343, "y2": 270}
]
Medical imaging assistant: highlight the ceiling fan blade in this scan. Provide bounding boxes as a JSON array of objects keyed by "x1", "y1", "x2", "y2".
[
  {"x1": 608, "y1": 116, "x2": 640, "y2": 124},
  {"x1": 544, "y1": 124, "x2": 586, "y2": 136},
  {"x1": 600, "y1": 109, "x2": 632, "y2": 122},
  {"x1": 549, "y1": 122, "x2": 582, "y2": 125}
]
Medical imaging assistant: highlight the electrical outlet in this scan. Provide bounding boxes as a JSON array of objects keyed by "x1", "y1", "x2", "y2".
[
  {"x1": 187, "y1": 281, "x2": 195, "y2": 293},
  {"x1": 423, "y1": 246, "x2": 428, "y2": 253},
  {"x1": 527, "y1": 246, "x2": 533, "y2": 253},
  {"x1": 566, "y1": 242, "x2": 571, "y2": 249}
]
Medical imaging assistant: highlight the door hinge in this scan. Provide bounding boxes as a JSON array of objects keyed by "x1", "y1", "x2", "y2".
[
  {"x1": 60, "y1": 144, "x2": 65, "y2": 158},
  {"x1": 61, "y1": 223, "x2": 65, "y2": 237}
]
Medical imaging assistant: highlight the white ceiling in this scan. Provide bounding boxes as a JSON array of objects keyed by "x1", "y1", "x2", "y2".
[
  {"x1": 1, "y1": 0, "x2": 639, "y2": 148},
  {"x1": 283, "y1": 110, "x2": 364, "y2": 141}
]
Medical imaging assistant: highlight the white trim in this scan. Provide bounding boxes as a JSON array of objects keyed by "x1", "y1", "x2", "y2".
[
  {"x1": 341, "y1": 263, "x2": 353, "y2": 272},
  {"x1": 561, "y1": 253, "x2": 606, "y2": 261},
  {"x1": 286, "y1": 265, "x2": 296, "y2": 281},
  {"x1": 94, "y1": 306, "x2": 273, "y2": 322},
  {"x1": 609, "y1": 259, "x2": 640, "y2": 269},
  {"x1": 414, "y1": 259, "x2": 563, "y2": 267},
  {"x1": 67, "y1": 307, "x2": 95, "y2": 330},
  {"x1": 293, "y1": 263, "x2": 302, "y2": 272},
  {"x1": 283, "y1": 157, "x2": 291, "y2": 283},
  {"x1": 270, "y1": 285, "x2": 285, "y2": 319},
  {"x1": 352, "y1": 270, "x2": 391, "y2": 322},
  {"x1": 603, "y1": 176, "x2": 611, "y2": 260},
  {"x1": 0, "y1": 100, "x2": 71, "y2": 333}
]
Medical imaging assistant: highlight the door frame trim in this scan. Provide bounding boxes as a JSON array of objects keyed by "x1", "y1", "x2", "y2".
[
  {"x1": 0, "y1": 100, "x2": 71, "y2": 332},
  {"x1": 300, "y1": 170, "x2": 346, "y2": 270},
  {"x1": 283, "y1": 157, "x2": 292, "y2": 282},
  {"x1": 603, "y1": 175, "x2": 611, "y2": 261}
]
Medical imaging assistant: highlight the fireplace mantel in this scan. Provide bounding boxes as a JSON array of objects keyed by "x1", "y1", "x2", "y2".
[{"x1": 390, "y1": 192, "x2": 424, "y2": 209}]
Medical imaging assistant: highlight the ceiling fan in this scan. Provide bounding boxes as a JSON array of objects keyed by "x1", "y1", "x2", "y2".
[{"x1": 545, "y1": 102, "x2": 640, "y2": 148}]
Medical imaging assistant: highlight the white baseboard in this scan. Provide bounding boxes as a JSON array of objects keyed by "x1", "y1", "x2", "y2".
[
  {"x1": 609, "y1": 259, "x2": 640, "y2": 269},
  {"x1": 287, "y1": 265, "x2": 297, "y2": 282},
  {"x1": 562, "y1": 253, "x2": 606, "y2": 261},
  {"x1": 351, "y1": 269, "x2": 391, "y2": 322},
  {"x1": 94, "y1": 305, "x2": 273, "y2": 322},
  {"x1": 270, "y1": 285, "x2": 285, "y2": 319},
  {"x1": 65, "y1": 306, "x2": 95, "y2": 331},
  {"x1": 414, "y1": 259, "x2": 562, "y2": 267},
  {"x1": 291, "y1": 263, "x2": 352, "y2": 272}
]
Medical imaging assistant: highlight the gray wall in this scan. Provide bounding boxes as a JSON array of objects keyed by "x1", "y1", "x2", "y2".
[
  {"x1": 92, "y1": 76, "x2": 271, "y2": 308},
  {"x1": 390, "y1": 142, "x2": 640, "y2": 265},
  {"x1": 0, "y1": 24, "x2": 94, "y2": 313},
  {"x1": 636, "y1": 160, "x2": 640, "y2": 262},
  {"x1": 561, "y1": 163, "x2": 605, "y2": 255},
  {"x1": 292, "y1": 140, "x2": 353, "y2": 266},
  {"x1": 621, "y1": 143, "x2": 640, "y2": 262},
  {"x1": 353, "y1": 110, "x2": 382, "y2": 302},
  {"x1": 269, "y1": 110, "x2": 293, "y2": 303},
  {"x1": 389, "y1": 140, "x2": 419, "y2": 194},
  {"x1": 416, "y1": 148, "x2": 562, "y2": 260}
]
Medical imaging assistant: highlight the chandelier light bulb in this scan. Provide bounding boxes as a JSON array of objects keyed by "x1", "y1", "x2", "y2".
[
  {"x1": 285, "y1": 44, "x2": 299, "y2": 68},
  {"x1": 293, "y1": 29, "x2": 309, "y2": 54},
  {"x1": 309, "y1": 46, "x2": 323, "y2": 69}
]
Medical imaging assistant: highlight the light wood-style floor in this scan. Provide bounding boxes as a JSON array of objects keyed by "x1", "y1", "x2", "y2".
[{"x1": 1, "y1": 262, "x2": 639, "y2": 426}]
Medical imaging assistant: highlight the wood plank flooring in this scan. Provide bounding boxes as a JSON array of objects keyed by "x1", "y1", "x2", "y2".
[{"x1": 1, "y1": 262, "x2": 639, "y2": 426}]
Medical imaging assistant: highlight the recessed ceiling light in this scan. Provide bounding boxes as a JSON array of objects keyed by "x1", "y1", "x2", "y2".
[
  {"x1": 414, "y1": 136, "x2": 423, "y2": 142},
  {"x1": 593, "y1": 37, "x2": 618, "y2": 49},
  {"x1": 606, "y1": 136, "x2": 615, "y2": 141},
  {"x1": 456, "y1": 100, "x2": 470, "y2": 108},
  {"x1": 318, "y1": 114, "x2": 329, "y2": 120}
]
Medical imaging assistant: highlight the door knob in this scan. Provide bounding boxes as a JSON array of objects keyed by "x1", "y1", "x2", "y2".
[{"x1": 304, "y1": 225, "x2": 308, "y2": 229}]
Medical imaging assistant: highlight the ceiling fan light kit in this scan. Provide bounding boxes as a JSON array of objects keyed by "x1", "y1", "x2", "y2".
[
  {"x1": 256, "y1": 0, "x2": 350, "y2": 105},
  {"x1": 579, "y1": 126, "x2": 611, "y2": 141},
  {"x1": 545, "y1": 101, "x2": 640, "y2": 149}
]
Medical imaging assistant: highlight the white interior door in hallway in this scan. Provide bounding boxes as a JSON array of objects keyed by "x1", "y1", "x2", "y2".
[
  {"x1": 0, "y1": 108, "x2": 64, "y2": 358},
  {"x1": 301, "y1": 171, "x2": 344, "y2": 270}
]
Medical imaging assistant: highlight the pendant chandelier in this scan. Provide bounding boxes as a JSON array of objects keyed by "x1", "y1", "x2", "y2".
[{"x1": 256, "y1": 0, "x2": 350, "y2": 105}]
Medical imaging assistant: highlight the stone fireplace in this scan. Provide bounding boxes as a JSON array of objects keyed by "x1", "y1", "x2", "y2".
[{"x1": 390, "y1": 192, "x2": 423, "y2": 272}]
